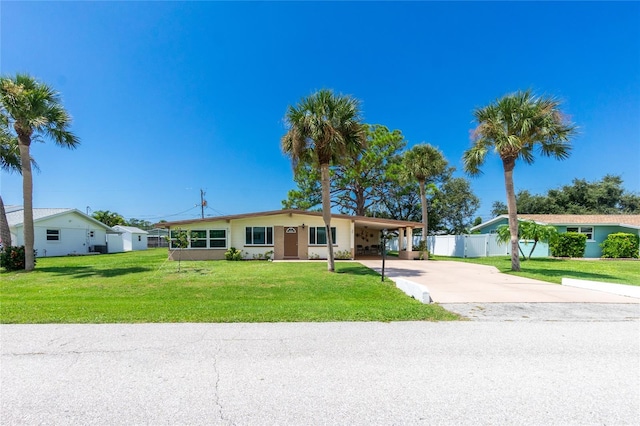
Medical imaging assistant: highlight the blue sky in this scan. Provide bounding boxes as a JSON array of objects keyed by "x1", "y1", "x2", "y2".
[{"x1": 1, "y1": 1, "x2": 638, "y2": 223}]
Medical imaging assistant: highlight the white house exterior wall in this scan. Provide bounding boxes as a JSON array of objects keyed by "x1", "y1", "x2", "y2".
[
  {"x1": 132, "y1": 234, "x2": 148, "y2": 251},
  {"x1": 107, "y1": 234, "x2": 124, "y2": 253},
  {"x1": 121, "y1": 232, "x2": 148, "y2": 251},
  {"x1": 16, "y1": 214, "x2": 109, "y2": 257}
]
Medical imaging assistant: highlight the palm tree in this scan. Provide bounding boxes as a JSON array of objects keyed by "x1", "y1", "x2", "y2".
[
  {"x1": 463, "y1": 90, "x2": 576, "y2": 271},
  {"x1": 0, "y1": 74, "x2": 79, "y2": 271},
  {"x1": 400, "y1": 144, "x2": 448, "y2": 255},
  {"x1": 1, "y1": 114, "x2": 41, "y2": 250},
  {"x1": 0, "y1": 112, "x2": 23, "y2": 249},
  {"x1": 91, "y1": 210, "x2": 126, "y2": 227},
  {"x1": 281, "y1": 89, "x2": 365, "y2": 271}
]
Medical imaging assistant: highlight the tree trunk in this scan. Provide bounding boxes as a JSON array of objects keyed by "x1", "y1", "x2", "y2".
[
  {"x1": 527, "y1": 241, "x2": 538, "y2": 260},
  {"x1": 502, "y1": 158, "x2": 520, "y2": 271},
  {"x1": 418, "y1": 179, "x2": 429, "y2": 259},
  {"x1": 321, "y1": 163, "x2": 335, "y2": 272},
  {"x1": 354, "y1": 184, "x2": 366, "y2": 216},
  {"x1": 16, "y1": 129, "x2": 35, "y2": 271},
  {"x1": 0, "y1": 195, "x2": 11, "y2": 249}
]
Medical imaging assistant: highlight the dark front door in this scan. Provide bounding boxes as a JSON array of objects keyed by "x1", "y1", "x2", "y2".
[{"x1": 284, "y1": 227, "x2": 298, "y2": 257}]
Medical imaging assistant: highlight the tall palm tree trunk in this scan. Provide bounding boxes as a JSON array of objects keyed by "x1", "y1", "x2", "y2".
[
  {"x1": 0, "y1": 195, "x2": 11, "y2": 249},
  {"x1": 321, "y1": 163, "x2": 335, "y2": 272},
  {"x1": 502, "y1": 158, "x2": 520, "y2": 271},
  {"x1": 18, "y1": 139, "x2": 35, "y2": 271},
  {"x1": 418, "y1": 179, "x2": 429, "y2": 259}
]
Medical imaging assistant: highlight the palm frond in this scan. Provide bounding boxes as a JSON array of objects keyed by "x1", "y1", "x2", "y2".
[
  {"x1": 0, "y1": 73, "x2": 79, "y2": 148},
  {"x1": 467, "y1": 89, "x2": 576, "y2": 173},
  {"x1": 281, "y1": 89, "x2": 364, "y2": 170}
]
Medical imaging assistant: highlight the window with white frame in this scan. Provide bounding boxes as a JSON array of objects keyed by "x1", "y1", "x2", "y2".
[
  {"x1": 566, "y1": 226, "x2": 594, "y2": 241},
  {"x1": 190, "y1": 230, "x2": 208, "y2": 248},
  {"x1": 46, "y1": 229, "x2": 60, "y2": 241},
  {"x1": 309, "y1": 226, "x2": 336, "y2": 245},
  {"x1": 209, "y1": 230, "x2": 227, "y2": 248},
  {"x1": 169, "y1": 229, "x2": 189, "y2": 249},
  {"x1": 245, "y1": 227, "x2": 273, "y2": 245},
  {"x1": 170, "y1": 229, "x2": 227, "y2": 249}
]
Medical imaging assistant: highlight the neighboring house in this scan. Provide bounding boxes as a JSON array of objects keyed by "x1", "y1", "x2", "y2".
[
  {"x1": 113, "y1": 225, "x2": 148, "y2": 251},
  {"x1": 147, "y1": 228, "x2": 169, "y2": 248},
  {"x1": 5, "y1": 206, "x2": 124, "y2": 257},
  {"x1": 471, "y1": 214, "x2": 640, "y2": 258},
  {"x1": 155, "y1": 209, "x2": 423, "y2": 261}
]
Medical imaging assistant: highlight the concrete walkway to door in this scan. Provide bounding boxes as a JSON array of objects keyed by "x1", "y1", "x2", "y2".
[{"x1": 358, "y1": 259, "x2": 640, "y2": 304}]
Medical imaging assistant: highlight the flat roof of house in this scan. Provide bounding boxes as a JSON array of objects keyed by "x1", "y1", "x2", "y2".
[
  {"x1": 113, "y1": 225, "x2": 149, "y2": 234},
  {"x1": 155, "y1": 209, "x2": 423, "y2": 230}
]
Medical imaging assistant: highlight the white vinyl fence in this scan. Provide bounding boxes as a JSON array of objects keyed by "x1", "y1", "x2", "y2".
[{"x1": 388, "y1": 234, "x2": 549, "y2": 258}]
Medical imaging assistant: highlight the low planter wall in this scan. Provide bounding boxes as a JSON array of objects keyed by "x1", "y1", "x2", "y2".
[
  {"x1": 393, "y1": 278, "x2": 432, "y2": 303},
  {"x1": 398, "y1": 250, "x2": 423, "y2": 260}
]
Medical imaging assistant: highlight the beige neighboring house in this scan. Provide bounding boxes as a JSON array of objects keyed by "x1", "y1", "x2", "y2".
[{"x1": 155, "y1": 209, "x2": 423, "y2": 261}]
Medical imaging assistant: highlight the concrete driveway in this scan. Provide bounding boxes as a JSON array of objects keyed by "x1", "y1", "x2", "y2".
[{"x1": 358, "y1": 259, "x2": 640, "y2": 304}]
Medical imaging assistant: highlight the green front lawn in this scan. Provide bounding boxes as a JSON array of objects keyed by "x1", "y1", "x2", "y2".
[
  {"x1": 434, "y1": 256, "x2": 640, "y2": 286},
  {"x1": 1, "y1": 249, "x2": 458, "y2": 323}
]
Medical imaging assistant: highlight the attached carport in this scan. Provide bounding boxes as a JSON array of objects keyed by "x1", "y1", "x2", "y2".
[{"x1": 350, "y1": 216, "x2": 423, "y2": 260}]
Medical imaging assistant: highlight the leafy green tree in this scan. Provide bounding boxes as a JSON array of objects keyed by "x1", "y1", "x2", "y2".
[
  {"x1": 332, "y1": 124, "x2": 406, "y2": 216},
  {"x1": 282, "y1": 124, "x2": 406, "y2": 216},
  {"x1": 431, "y1": 177, "x2": 480, "y2": 234},
  {"x1": 281, "y1": 165, "x2": 322, "y2": 211},
  {"x1": 376, "y1": 179, "x2": 422, "y2": 223},
  {"x1": 171, "y1": 229, "x2": 190, "y2": 272},
  {"x1": 546, "y1": 175, "x2": 639, "y2": 214},
  {"x1": 518, "y1": 221, "x2": 557, "y2": 260},
  {"x1": 92, "y1": 210, "x2": 126, "y2": 227},
  {"x1": 490, "y1": 175, "x2": 640, "y2": 215},
  {"x1": 495, "y1": 220, "x2": 557, "y2": 260},
  {"x1": 490, "y1": 201, "x2": 508, "y2": 217},
  {"x1": 400, "y1": 144, "x2": 449, "y2": 246},
  {"x1": 0, "y1": 74, "x2": 79, "y2": 270},
  {"x1": 494, "y1": 225, "x2": 525, "y2": 258},
  {"x1": 619, "y1": 193, "x2": 640, "y2": 213},
  {"x1": 126, "y1": 218, "x2": 154, "y2": 230},
  {"x1": 463, "y1": 90, "x2": 576, "y2": 271},
  {"x1": 281, "y1": 89, "x2": 365, "y2": 272},
  {"x1": 281, "y1": 125, "x2": 480, "y2": 233}
]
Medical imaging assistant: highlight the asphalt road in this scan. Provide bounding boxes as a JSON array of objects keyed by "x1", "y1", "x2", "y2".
[{"x1": 2, "y1": 321, "x2": 639, "y2": 425}]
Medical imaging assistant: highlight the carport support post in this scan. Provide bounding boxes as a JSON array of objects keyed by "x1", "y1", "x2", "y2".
[{"x1": 381, "y1": 229, "x2": 387, "y2": 282}]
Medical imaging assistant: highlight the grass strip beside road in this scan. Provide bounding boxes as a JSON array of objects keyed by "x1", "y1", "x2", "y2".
[
  {"x1": 1, "y1": 249, "x2": 459, "y2": 323},
  {"x1": 433, "y1": 256, "x2": 640, "y2": 286}
]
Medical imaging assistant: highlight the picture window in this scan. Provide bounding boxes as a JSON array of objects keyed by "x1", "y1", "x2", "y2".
[
  {"x1": 245, "y1": 227, "x2": 273, "y2": 245},
  {"x1": 309, "y1": 227, "x2": 336, "y2": 245}
]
